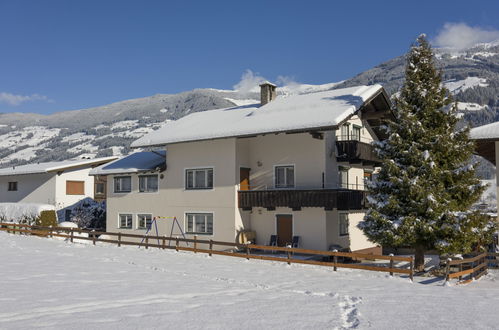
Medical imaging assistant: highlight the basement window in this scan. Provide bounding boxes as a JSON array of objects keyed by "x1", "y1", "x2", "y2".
[{"x1": 8, "y1": 182, "x2": 18, "y2": 191}]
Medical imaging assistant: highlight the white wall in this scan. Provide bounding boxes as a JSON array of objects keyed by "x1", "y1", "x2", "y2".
[
  {"x1": 55, "y1": 167, "x2": 96, "y2": 209},
  {"x1": 0, "y1": 173, "x2": 56, "y2": 205}
]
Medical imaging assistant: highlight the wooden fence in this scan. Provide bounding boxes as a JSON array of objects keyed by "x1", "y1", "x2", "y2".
[
  {"x1": 0, "y1": 222, "x2": 414, "y2": 279},
  {"x1": 445, "y1": 252, "x2": 499, "y2": 285}
]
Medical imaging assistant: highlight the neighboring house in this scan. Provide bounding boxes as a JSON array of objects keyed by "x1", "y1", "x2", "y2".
[
  {"x1": 99, "y1": 83, "x2": 392, "y2": 252},
  {"x1": 0, "y1": 157, "x2": 117, "y2": 221},
  {"x1": 470, "y1": 121, "x2": 499, "y2": 221}
]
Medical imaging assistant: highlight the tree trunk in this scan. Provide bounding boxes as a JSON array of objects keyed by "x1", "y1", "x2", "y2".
[{"x1": 414, "y1": 245, "x2": 426, "y2": 272}]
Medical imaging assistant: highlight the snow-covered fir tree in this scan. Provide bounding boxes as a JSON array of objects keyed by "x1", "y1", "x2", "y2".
[{"x1": 358, "y1": 34, "x2": 497, "y2": 272}]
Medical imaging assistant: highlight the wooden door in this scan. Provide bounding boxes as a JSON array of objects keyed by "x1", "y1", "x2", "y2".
[
  {"x1": 240, "y1": 168, "x2": 250, "y2": 191},
  {"x1": 276, "y1": 215, "x2": 293, "y2": 246}
]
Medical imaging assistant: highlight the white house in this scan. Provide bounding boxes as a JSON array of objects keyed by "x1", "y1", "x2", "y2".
[
  {"x1": 95, "y1": 83, "x2": 392, "y2": 252},
  {"x1": 0, "y1": 157, "x2": 116, "y2": 221},
  {"x1": 470, "y1": 121, "x2": 499, "y2": 221}
]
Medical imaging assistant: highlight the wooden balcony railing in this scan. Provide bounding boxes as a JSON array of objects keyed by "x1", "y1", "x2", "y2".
[
  {"x1": 336, "y1": 140, "x2": 381, "y2": 165},
  {"x1": 238, "y1": 189, "x2": 367, "y2": 211}
]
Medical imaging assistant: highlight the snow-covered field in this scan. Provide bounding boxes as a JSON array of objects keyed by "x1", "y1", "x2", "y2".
[{"x1": 1, "y1": 233, "x2": 498, "y2": 330}]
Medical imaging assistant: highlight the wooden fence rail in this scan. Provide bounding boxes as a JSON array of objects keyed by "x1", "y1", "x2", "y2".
[
  {"x1": 445, "y1": 252, "x2": 498, "y2": 285},
  {"x1": 0, "y1": 222, "x2": 413, "y2": 279}
]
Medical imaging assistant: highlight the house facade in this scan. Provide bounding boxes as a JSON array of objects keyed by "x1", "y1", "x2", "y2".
[
  {"x1": 0, "y1": 157, "x2": 116, "y2": 221},
  {"x1": 98, "y1": 83, "x2": 392, "y2": 252}
]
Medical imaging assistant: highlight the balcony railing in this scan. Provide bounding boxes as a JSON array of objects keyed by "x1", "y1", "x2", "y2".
[
  {"x1": 238, "y1": 188, "x2": 367, "y2": 211},
  {"x1": 336, "y1": 139, "x2": 381, "y2": 165}
]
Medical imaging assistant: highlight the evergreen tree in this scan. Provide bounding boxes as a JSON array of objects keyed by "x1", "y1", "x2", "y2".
[{"x1": 358, "y1": 35, "x2": 496, "y2": 272}]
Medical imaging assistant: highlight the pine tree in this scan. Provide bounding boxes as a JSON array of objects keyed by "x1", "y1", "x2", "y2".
[{"x1": 358, "y1": 35, "x2": 497, "y2": 272}]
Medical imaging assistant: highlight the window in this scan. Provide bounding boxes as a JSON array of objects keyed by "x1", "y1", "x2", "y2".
[
  {"x1": 95, "y1": 182, "x2": 106, "y2": 195},
  {"x1": 352, "y1": 125, "x2": 361, "y2": 141},
  {"x1": 139, "y1": 175, "x2": 158, "y2": 192},
  {"x1": 137, "y1": 214, "x2": 153, "y2": 229},
  {"x1": 339, "y1": 213, "x2": 349, "y2": 236},
  {"x1": 340, "y1": 124, "x2": 350, "y2": 140},
  {"x1": 275, "y1": 165, "x2": 295, "y2": 188},
  {"x1": 186, "y1": 213, "x2": 213, "y2": 235},
  {"x1": 66, "y1": 181, "x2": 85, "y2": 195},
  {"x1": 64, "y1": 209, "x2": 72, "y2": 222},
  {"x1": 119, "y1": 214, "x2": 133, "y2": 229},
  {"x1": 339, "y1": 167, "x2": 349, "y2": 189},
  {"x1": 7, "y1": 182, "x2": 17, "y2": 191},
  {"x1": 114, "y1": 176, "x2": 131, "y2": 193},
  {"x1": 185, "y1": 168, "x2": 213, "y2": 189}
]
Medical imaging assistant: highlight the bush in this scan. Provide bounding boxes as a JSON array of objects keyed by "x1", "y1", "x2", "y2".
[{"x1": 36, "y1": 210, "x2": 58, "y2": 227}]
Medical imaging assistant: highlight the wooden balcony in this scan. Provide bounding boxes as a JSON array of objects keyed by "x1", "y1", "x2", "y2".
[
  {"x1": 336, "y1": 140, "x2": 381, "y2": 165},
  {"x1": 238, "y1": 189, "x2": 367, "y2": 211}
]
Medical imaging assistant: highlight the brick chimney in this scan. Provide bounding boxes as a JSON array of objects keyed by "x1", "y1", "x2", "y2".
[{"x1": 260, "y1": 81, "x2": 277, "y2": 106}]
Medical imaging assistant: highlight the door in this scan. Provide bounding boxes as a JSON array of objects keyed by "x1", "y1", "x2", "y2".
[
  {"x1": 276, "y1": 215, "x2": 293, "y2": 246},
  {"x1": 240, "y1": 168, "x2": 250, "y2": 191}
]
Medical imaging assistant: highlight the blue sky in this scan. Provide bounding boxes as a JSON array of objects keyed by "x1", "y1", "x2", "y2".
[{"x1": 1, "y1": 0, "x2": 499, "y2": 114}]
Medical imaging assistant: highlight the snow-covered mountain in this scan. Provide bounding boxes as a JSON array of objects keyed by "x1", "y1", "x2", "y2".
[{"x1": 1, "y1": 41, "x2": 498, "y2": 170}]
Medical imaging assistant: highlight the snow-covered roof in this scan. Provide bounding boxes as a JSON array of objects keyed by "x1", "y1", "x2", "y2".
[
  {"x1": 0, "y1": 157, "x2": 117, "y2": 177},
  {"x1": 89, "y1": 151, "x2": 166, "y2": 176},
  {"x1": 131, "y1": 85, "x2": 386, "y2": 148},
  {"x1": 470, "y1": 121, "x2": 499, "y2": 140}
]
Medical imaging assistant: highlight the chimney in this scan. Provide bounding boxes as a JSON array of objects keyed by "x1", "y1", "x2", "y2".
[{"x1": 260, "y1": 81, "x2": 277, "y2": 106}]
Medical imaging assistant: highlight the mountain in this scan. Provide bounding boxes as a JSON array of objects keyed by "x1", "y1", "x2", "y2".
[{"x1": 1, "y1": 42, "x2": 498, "y2": 176}]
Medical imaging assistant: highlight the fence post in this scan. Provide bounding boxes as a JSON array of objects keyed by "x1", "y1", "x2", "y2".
[
  {"x1": 246, "y1": 246, "x2": 250, "y2": 260},
  {"x1": 175, "y1": 236, "x2": 179, "y2": 252},
  {"x1": 409, "y1": 256, "x2": 414, "y2": 282},
  {"x1": 209, "y1": 239, "x2": 213, "y2": 257},
  {"x1": 389, "y1": 254, "x2": 394, "y2": 276},
  {"x1": 459, "y1": 263, "x2": 463, "y2": 281},
  {"x1": 445, "y1": 258, "x2": 451, "y2": 282},
  {"x1": 287, "y1": 247, "x2": 291, "y2": 265},
  {"x1": 333, "y1": 249, "x2": 338, "y2": 271},
  {"x1": 194, "y1": 235, "x2": 197, "y2": 253},
  {"x1": 162, "y1": 236, "x2": 166, "y2": 250},
  {"x1": 145, "y1": 237, "x2": 149, "y2": 249},
  {"x1": 70, "y1": 229, "x2": 74, "y2": 243},
  {"x1": 92, "y1": 232, "x2": 96, "y2": 245},
  {"x1": 118, "y1": 232, "x2": 121, "y2": 247}
]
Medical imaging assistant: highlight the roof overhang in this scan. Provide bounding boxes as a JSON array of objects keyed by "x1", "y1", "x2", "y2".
[{"x1": 473, "y1": 139, "x2": 497, "y2": 165}]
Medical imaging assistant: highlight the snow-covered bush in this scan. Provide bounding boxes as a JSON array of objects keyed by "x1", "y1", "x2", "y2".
[
  {"x1": 0, "y1": 203, "x2": 57, "y2": 225},
  {"x1": 67, "y1": 198, "x2": 106, "y2": 229}
]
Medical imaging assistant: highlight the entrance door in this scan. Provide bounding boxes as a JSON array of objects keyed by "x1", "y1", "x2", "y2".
[
  {"x1": 240, "y1": 168, "x2": 250, "y2": 191},
  {"x1": 276, "y1": 215, "x2": 293, "y2": 246}
]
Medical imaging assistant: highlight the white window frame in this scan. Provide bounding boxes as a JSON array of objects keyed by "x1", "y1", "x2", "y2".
[
  {"x1": 340, "y1": 123, "x2": 350, "y2": 141},
  {"x1": 137, "y1": 213, "x2": 153, "y2": 229},
  {"x1": 114, "y1": 176, "x2": 132, "y2": 193},
  {"x1": 352, "y1": 125, "x2": 362, "y2": 141},
  {"x1": 138, "y1": 175, "x2": 159, "y2": 193},
  {"x1": 185, "y1": 168, "x2": 214, "y2": 190},
  {"x1": 185, "y1": 212, "x2": 214, "y2": 235},
  {"x1": 274, "y1": 165, "x2": 295, "y2": 189},
  {"x1": 339, "y1": 167, "x2": 349, "y2": 189},
  {"x1": 339, "y1": 213, "x2": 349, "y2": 236},
  {"x1": 119, "y1": 213, "x2": 133, "y2": 229}
]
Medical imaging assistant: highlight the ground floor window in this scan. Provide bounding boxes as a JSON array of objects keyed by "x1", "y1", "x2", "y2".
[
  {"x1": 339, "y1": 213, "x2": 349, "y2": 236},
  {"x1": 137, "y1": 214, "x2": 153, "y2": 229},
  {"x1": 186, "y1": 213, "x2": 213, "y2": 235},
  {"x1": 119, "y1": 214, "x2": 133, "y2": 229},
  {"x1": 8, "y1": 181, "x2": 18, "y2": 191}
]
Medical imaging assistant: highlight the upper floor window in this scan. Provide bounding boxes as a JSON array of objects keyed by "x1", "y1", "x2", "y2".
[
  {"x1": 7, "y1": 182, "x2": 17, "y2": 191},
  {"x1": 137, "y1": 214, "x2": 153, "y2": 229},
  {"x1": 119, "y1": 213, "x2": 133, "y2": 229},
  {"x1": 114, "y1": 176, "x2": 131, "y2": 193},
  {"x1": 139, "y1": 175, "x2": 158, "y2": 192},
  {"x1": 339, "y1": 167, "x2": 349, "y2": 189},
  {"x1": 352, "y1": 125, "x2": 361, "y2": 141},
  {"x1": 340, "y1": 123, "x2": 350, "y2": 140},
  {"x1": 95, "y1": 182, "x2": 106, "y2": 195},
  {"x1": 66, "y1": 180, "x2": 85, "y2": 195},
  {"x1": 339, "y1": 213, "x2": 349, "y2": 236},
  {"x1": 275, "y1": 165, "x2": 295, "y2": 188},
  {"x1": 186, "y1": 168, "x2": 213, "y2": 189},
  {"x1": 186, "y1": 213, "x2": 213, "y2": 235}
]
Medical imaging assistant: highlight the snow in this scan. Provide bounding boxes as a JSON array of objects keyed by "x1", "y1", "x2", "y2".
[
  {"x1": 90, "y1": 151, "x2": 166, "y2": 175},
  {"x1": 58, "y1": 221, "x2": 78, "y2": 228},
  {"x1": 444, "y1": 77, "x2": 488, "y2": 94},
  {"x1": 1, "y1": 233, "x2": 499, "y2": 329},
  {"x1": 470, "y1": 121, "x2": 499, "y2": 140},
  {"x1": 61, "y1": 133, "x2": 95, "y2": 144},
  {"x1": 224, "y1": 98, "x2": 259, "y2": 106},
  {"x1": 456, "y1": 102, "x2": 488, "y2": 112},
  {"x1": 67, "y1": 142, "x2": 99, "y2": 154},
  {"x1": 132, "y1": 85, "x2": 384, "y2": 148},
  {"x1": 0, "y1": 126, "x2": 60, "y2": 150},
  {"x1": 0, "y1": 203, "x2": 55, "y2": 222},
  {"x1": 111, "y1": 120, "x2": 139, "y2": 130},
  {"x1": 0, "y1": 157, "x2": 117, "y2": 176}
]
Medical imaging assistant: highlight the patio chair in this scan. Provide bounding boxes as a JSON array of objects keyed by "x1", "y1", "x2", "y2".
[
  {"x1": 269, "y1": 235, "x2": 278, "y2": 246},
  {"x1": 291, "y1": 236, "x2": 300, "y2": 248}
]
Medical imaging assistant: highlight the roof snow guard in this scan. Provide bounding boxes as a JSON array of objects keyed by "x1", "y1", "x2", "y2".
[
  {"x1": 89, "y1": 151, "x2": 166, "y2": 176},
  {"x1": 470, "y1": 121, "x2": 499, "y2": 165},
  {"x1": 131, "y1": 84, "x2": 391, "y2": 148},
  {"x1": 0, "y1": 157, "x2": 117, "y2": 177}
]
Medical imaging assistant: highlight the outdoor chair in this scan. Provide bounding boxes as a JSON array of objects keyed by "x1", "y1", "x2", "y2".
[
  {"x1": 291, "y1": 236, "x2": 300, "y2": 248},
  {"x1": 269, "y1": 235, "x2": 278, "y2": 246}
]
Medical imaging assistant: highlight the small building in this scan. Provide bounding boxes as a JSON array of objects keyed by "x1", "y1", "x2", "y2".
[
  {"x1": 0, "y1": 157, "x2": 116, "y2": 221},
  {"x1": 99, "y1": 83, "x2": 392, "y2": 252},
  {"x1": 470, "y1": 121, "x2": 499, "y2": 222}
]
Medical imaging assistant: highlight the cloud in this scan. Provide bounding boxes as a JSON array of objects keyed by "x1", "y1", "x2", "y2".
[
  {"x1": 233, "y1": 69, "x2": 267, "y2": 93},
  {"x1": 0, "y1": 92, "x2": 52, "y2": 106},
  {"x1": 434, "y1": 23, "x2": 499, "y2": 50}
]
